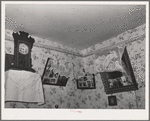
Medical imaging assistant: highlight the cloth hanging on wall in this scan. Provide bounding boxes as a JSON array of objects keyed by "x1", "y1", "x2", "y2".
[
  {"x1": 5, "y1": 70, "x2": 45, "y2": 105},
  {"x1": 94, "y1": 46, "x2": 124, "y2": 72}
]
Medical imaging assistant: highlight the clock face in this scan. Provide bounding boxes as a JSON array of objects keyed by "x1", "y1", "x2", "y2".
[{"x1": 19, "y1": 43, "x2": 29, "y2": 55}]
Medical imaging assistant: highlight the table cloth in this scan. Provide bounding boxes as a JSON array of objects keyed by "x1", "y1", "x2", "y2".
[{"x1": 5, "y1": 69, "x2": 45, "y2": 105}]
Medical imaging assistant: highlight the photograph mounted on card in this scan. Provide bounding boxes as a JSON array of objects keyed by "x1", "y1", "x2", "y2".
[
  {"x1": 100, "y1": 47, "x2": 138, "y2": 94},
  {"x1": 76, "y1": 74, "x2": 96, "y2": 89},
  {"x1": 42, "y1": 58, "x2": 70, "y2": 86}
]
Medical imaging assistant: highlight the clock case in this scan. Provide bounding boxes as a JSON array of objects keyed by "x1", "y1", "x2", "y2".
[{"x1": 9, "y1": 31, "x2": 35, "y2": 72}]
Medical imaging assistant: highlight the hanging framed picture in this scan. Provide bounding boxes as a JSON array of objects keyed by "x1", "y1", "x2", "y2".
[
  {"x1": 108, "y1": 95, "x2": 117, "y2": 106},
  {"x1": 42, "y1": 58, "x2": 69, "y2": 86},
  {"x1": 100, "y1": 47, "x2": 138, "y2": 94},
  {"x1": 76, "y1": 74, "x2": 96, "y2": 89}
]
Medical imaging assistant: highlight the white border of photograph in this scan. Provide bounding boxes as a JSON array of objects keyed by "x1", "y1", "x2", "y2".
[{"x1": 1, "y1": 1, "x2": 149, "y2": 120}]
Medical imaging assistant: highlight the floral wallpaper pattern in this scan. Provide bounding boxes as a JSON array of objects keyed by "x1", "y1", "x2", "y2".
[
  {"x1": 81, "y1": 24, "x2": 145, "y2": 55},
  {"x1": 82, "y1": 24, "x2": 145, "y2": 109},
  {"x1": 5, "y1": 23, "x2": 145, "y2": 109},
  {"x1": 5, "y1": 29, "x2": 82, "y2": 55}
]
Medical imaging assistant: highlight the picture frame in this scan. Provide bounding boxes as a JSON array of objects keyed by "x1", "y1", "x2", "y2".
[
  {"x1": 108, "y1": 95, "x2": 117, "y2": 106},
  {"x1": 100, "y1": 47, "x2": 138, "y2": 94},
  {"x1": 42, "y1": 58, "x2": 69, "y2": 86},
  {"x1": 76, "y1": 74, "x2": 96, "y2": 89}
]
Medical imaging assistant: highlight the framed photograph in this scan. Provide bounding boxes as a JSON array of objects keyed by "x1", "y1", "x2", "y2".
[
  {"x1": 108, "y1": 95, "x2": 117, "y2": 106},
  {"x1": 42, "y1": 58, "x2": 69, "y2": 86},
  {"x1": 76, "y1": 74, "x2": 96, "y2": 89},
  {"x1": 100, "y1": 47, "x2": 138, "y2": 94}
]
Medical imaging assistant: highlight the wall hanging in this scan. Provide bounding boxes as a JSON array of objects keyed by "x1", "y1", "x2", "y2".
[
  {"x1": 100, "y1": 46, "x2": 138, "y2": 94},
  {"x1": 94, "y1": 47, "x2": 122, "y2": 72},
  {"x1": 42, "y1": 58, "x2": 70, "y2": 86},
  {"x1": 76, "y1": 73, "x2": 96, "y2": 89},
  {"x1": 10, "y1": 31, "x2": 35, "y2": 72},
  {"x1": 108, "y1": 95, "x2": 117, "y2": 106}
]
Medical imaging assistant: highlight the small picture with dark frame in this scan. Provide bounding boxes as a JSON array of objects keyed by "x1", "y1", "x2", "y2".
[
  {"x1": 42, "y1": 58, "x2": 69, "y2": 86},
  {"x1": 108, "y1": 95, "x2": 117, "y2": 106},
  {"x1": 76, "y1": 74, "x2": 96, "y2": 89}
]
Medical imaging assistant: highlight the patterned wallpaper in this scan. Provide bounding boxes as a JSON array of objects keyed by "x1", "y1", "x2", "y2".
[
  {"x1": 81, "y1": 23, "x2": 145, "y2": 55},
  {"x1": 5, "y1": 32, "x2": 86, "y2": 108},
  {"x1": 82, "y1": 23, "x2": 146, "y2": 109},
  {"x1": 5, "y1": 23, "x2": 146, "y2": 109},
  {"x1": 5, "y1": 29, "x2": 82, "y2": 55}
]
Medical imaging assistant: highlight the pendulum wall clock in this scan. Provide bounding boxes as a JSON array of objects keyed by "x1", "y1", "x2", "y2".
[{"x1": 11, "y1": 31, "x2": 35, "y2": 72}]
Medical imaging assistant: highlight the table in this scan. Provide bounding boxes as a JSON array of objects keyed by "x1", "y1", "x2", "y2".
[{"x1": 5, "y1": 69, "x2": 45, "y2": 106}]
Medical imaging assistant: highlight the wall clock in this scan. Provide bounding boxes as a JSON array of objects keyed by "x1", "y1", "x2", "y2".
[{"x1": 11, "y1": 31, "x2": 35, "y2": 72}]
